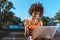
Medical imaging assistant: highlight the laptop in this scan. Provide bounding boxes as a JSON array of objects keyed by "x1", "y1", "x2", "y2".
[{"x1": 32, "y1": 26, "x2": 59, "y2": 39}]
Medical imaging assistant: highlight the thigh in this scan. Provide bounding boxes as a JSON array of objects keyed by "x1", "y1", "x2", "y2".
[
  {"x1": 42, "y1": 38, "x2": 54, "y2": 40},
  {"x1": 33, "y1": 38, "x2": 42, "y2": 40},
  {"x1": 33, "y1": 38, "x2": 54, "y2": 40}
]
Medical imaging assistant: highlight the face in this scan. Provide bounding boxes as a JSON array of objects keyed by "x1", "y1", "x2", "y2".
[
  {"x1": 36, "y1": 12, "x2": 40, "y2": 18},
  {"x1": 32, "y1": 12, "x2": 36, "y2": 17},
  {"x1": 32, "y1": 11, "x2": 40, "y2": 19}
]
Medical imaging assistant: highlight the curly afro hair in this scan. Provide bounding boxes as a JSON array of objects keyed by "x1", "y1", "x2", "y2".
[{"x1": 29, "y1": 3, "x2": 44, "y2": 16}]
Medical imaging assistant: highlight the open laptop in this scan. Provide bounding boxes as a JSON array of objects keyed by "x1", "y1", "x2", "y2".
[{"x1": 32, "y1": 26, "x2": 59, "y2": 39}]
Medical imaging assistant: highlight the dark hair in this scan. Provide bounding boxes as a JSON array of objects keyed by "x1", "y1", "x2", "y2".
[{"x1": 29, "y1": 3, "x2": 44, "y2": 16}]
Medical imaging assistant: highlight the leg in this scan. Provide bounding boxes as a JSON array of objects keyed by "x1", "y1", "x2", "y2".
[
  {"x1": 43, "y1": 38, "x2": 54, "y2": 40},
  {"x1": 33, "y1": 38, "x2": 42, "y2": 40},
  {"x1": 33, "y1": 38, "x2": 54, "y2": 40}
]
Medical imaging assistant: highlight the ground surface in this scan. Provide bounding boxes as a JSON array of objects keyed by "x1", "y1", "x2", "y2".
[{"x1": 0, "y1": 30, "x2": 60, "y2": 40}]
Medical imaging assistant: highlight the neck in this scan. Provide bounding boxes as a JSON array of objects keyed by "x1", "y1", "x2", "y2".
[{"x1": 32, "y1": 17, "x2": 36, "y2": 20}]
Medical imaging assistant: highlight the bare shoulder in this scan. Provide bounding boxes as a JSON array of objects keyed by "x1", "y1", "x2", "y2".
[
  {"x1": 39, "y1": 20, "x2": 42, "y2": 22},
  {"x1": 39, "y1": 20, "x2": 43, "y2": 26},
  {"x1": 24, "y1": 18, "x2": 30, "y2": 22},
  {"x1": 24, "y1": 18, "x2": 31, "y2": 26}
]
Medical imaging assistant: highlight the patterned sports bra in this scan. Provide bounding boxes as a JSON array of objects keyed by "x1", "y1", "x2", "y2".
[{"x1": 27, "y1": 18, "x2": 42, "y2": 30}]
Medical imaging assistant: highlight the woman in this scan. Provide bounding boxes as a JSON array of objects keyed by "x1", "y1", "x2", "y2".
[
  {"x1": 24, "y1": 3, "x2": 53, "y2": 40},
  {"x1": 24, "y1": 3, "x2": 43, "y2": 39}
]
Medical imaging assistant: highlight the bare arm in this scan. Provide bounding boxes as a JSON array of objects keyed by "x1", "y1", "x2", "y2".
[
  {"x1": 40, "y1": 21, "x2": 43, "y2": 27},
  {"x1": 24, "y1": 19, "x2": 30, "y2": 37}
]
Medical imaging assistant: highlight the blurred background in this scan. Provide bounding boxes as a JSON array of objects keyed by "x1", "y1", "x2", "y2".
[{"x1": 0, "y1": 0, "x2": 60, "y2": 40}]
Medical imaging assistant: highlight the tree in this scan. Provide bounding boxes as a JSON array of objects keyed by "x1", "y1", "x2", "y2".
[
  {"x1": 39, "y1": 16, "x2": 55, "y2": 26},
  {"x1": 10, "y1": 16, "x2": 21, "y2": 25},
  {"x1": 54, "y1": 10, "x2": 60, "y2": 26},
  {"x1": 0, "y1": 0, "x2": 15, "y2": 28},
  {"x1": 40, "y1": 16, "x2": 50, "y2": 26},
  {"x1": 0, "y1": 0, "x2": 21, "y2": 29}
]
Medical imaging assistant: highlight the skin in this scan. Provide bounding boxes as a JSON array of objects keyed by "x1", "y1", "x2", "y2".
[
  {"x1": 31, "y1": 11, "x2": 43, "y2": 26},
  {"x1": 24, "y1": 11, "x2": 43, "y2": 37}
]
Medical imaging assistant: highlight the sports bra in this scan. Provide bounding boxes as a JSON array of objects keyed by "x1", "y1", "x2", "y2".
[{"x1": 28, "y1": 21, "x2": 41, "y2": 30}]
